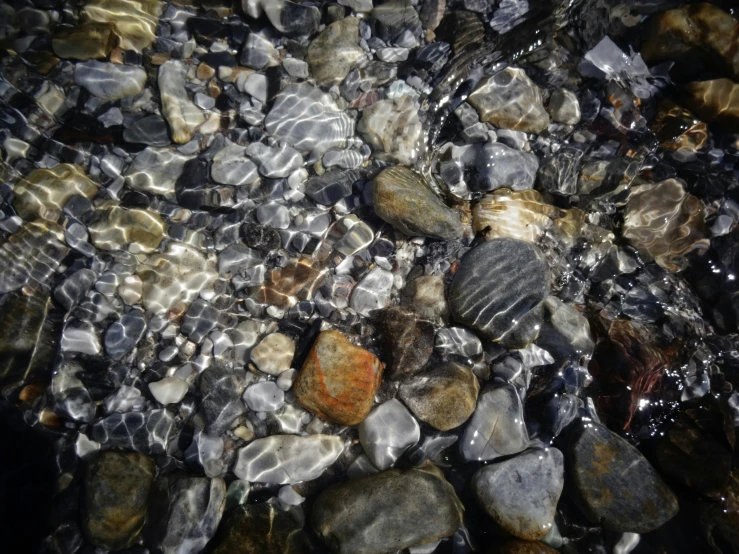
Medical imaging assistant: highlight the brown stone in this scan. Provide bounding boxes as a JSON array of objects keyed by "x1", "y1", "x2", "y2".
[
  {"x1": 254, "y1": 257, "x2": 326, "y2": 308},
  {"x1": 682, "y1": 78, "x2": 739, "y2": 132},
  {"x1": 197, "y1": 62, "x2": 216, "y2": 80},
  {"x1": 51, "y1": 22, "x2": 118, "y2": 60},
  {"x1": 294, "y1": 330, "x2": 384, "y2": 426},
  {"x1": 380, "y1": 307, "x2": 434, "y2": 379}
]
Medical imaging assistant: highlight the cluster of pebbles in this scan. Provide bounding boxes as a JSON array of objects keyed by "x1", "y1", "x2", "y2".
[{"x1": 2, "y1": 0, "x2": 739, "y2": 553}]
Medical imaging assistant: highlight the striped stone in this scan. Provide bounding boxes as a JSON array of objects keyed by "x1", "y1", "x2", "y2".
[{"x1": 449, "y1": 238, "x2": 549, "y2": 341}]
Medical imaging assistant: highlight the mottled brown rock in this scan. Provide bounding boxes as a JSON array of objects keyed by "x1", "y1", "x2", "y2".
[
  {"x1": 306, "y1": 17, "x2": 365, "y2": 87},
  {"x1": 294, "y1": 330, "x2": 383, "y2": 426},
  {"x1": 52, "y1": 22, "x2": 118, "y2": 60},
  {"x1": 82, "y1": 0, "x2": 162, "y2": 53},
  {"x1": 399, "y1": 362, "x2": 479, "y2": 430},
  {"x1": 380, "y1": 307, "x2": 434, "y2": 379},
  {"x1": 88, "y1": 203, "x2": 165, "y2": 254},
  {"x1": 83, "y1": 451, "x2": 156, "y2": 550},
  {"x1": 254, "y1": 257, "x2": 327, "y2": 308},
  {"x1": 402, "y1": 274, "x2": 448, "y2": 322},
  {"x1": 682, "y1": 78, "x2": 739, "y2": 132}
]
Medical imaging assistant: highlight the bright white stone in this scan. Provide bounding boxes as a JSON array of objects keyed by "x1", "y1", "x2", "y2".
[
  {"x1": 242, "y1": 381, "x2": 285, "y2": 412},
  {"x1": 158, "y1": 59, "x2": 206, "y2": 143},
  {"x1": 358, "y1": 399, "x2": 420, "y2": 470},
  {"x1": 149, "y1": 377, "x2": 189, "y2": 405},
  {"x1": 350, "y1": 267, "x2": 394, "y2": 316},
  {"x1": 250, "y1": 333, "x2": 295, "y2": 375}
]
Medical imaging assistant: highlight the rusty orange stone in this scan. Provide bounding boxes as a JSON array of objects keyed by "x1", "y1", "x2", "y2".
[{"x1": 294, "y1": 330, "x2": 383, "y2": 426}]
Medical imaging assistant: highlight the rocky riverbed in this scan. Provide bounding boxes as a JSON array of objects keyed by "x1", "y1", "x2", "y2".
[{"x1": 1, "y1": 0, "x2": 739, "y2": 553}]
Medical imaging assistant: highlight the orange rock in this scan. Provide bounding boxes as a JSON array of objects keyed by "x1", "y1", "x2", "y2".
[{"x1": 294, "y1": 330, "x2": 383, "y2": 426}]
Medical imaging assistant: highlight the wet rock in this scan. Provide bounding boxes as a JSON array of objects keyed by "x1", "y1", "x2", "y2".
[
  {"x1": 265, "y1": 83, "x2": 355, "y2": 157},
  {"x1": 373, "y1": 165, "x2": 464, "y2": 241},
  {"x1": 247, "y1": 142, "x2": 303, "y2": 178},
  {"x1": 88, "y1": 204, "x2": 165, "y2": 254},
  {"x1": 125, "y1": 147, "x2": 191, "y2": 199},
  {"x1": 350, "y1": 267, "x2": 394, "y2": 316},
  {"x1": 468, "y1": 68, "x2": 549, "y2": 133},
  {"x1": 83, "y1": 451, "x2": 156, "y2": 550},
  {"x1": 52, "y1": 360, "x2": 96, "y2": 422},
  {"x1": 472, "y1": 448, "x2": 564, "y2": 540},
  {"x1": 13, "y1": 164, "x2": 98, "y2": 221},
  {"x1": 250, "y1": 333, "x2": 295, "y2": 375},
  {"x1": 242, "y1": 0, "x2": 320, "y2": 37},
  {"x1": 211, "y1": 142, "x2": 260, "y2": 186},
  {"x1": 372, "y1": 0, "x2": 422, "y2": 47},
  {"x1": 74, "y1": 61, "x2": 146, "y2": 102},
  {"x1": 200, "y1": 366, "x2": 246, "y2": 435},
  {"x1": 312, "y1": 463, "x2": 463, "y2": 554},
  {"x1": 124, "y1": 115, "x2": 171, "y2": 147},
  {"x1": 700, "y1": 468, "x2": 739, "y2": 551},
  {"x1": 547, "y1": 88, "x2": 581, "y2": 125},
  {"x1": 137, "y1": 242, "x2": 218, "y2": 313},
  {"x1": 52, "y1": 22, "x2": 117, "y2": 60},
  {"x1": 254, "y1": 256, "x2": 326, "y2": 308},
  {"x1": 487, "y1": 540, "x2": 559, "y2": 554},
  {"x1": 682, "y1": 78, "x2": 739, "y2": 132},
  {"x1": 82, "y1": 0, "x2": 162, "y2": 52},
  {"x1": 149, "y1": 377, "x2": 188, "y2": 405},
  {"x1": 403, "y1": 275, "x2": 448, "y2": 322},
  {"x1": 211, "y1": 503, "x2": 310, "y2": 554},
  {"x1": 159, "y1": 60, "x2": 206, "y2": 144},
  {"x1": 534, "y1": 297, "x2": 594, "y2": 361},
  {"x1": 399, "y1": 362, "x2": 479, "y2": 431},
  {"x1": 380, "y1": 307, "x2": 434, "y2": 379},
  {"x1": 420, "y1": 0, "x2": 445, "y2": 32},
  {"x1": 459, "y1": 383, "x2": 529, "y2": 461},
  {"x1": 537, "y1": 146, "x2": 584, "y2": 196},
  {"x1": 449, "y1": 238, "x2": 549, "y2": 342},
  {"x1": 305, "y1": 169, "x2": 361, "y2": 206},
  {"x1": 359, "y1": 399, "x2": 420, "y2": 469},
  {"x1": 240, "y1": 33, "x2": 277, "y2": 69},
  {"x1": 234, "y1": 434, "x2": 344, "y2": 484},
  {"x1": 243, "y1": 381, "x2": 284, "y2": 412},
  {"x1": 358, "y1": 96, "x2": 424, "y2": 165},
  {"x1": 622, "y1": 178, "x2": 707, "y2": 272},
  {"x1": 435, "y1": 327, "x2": 483, "y2": 357},
  {"x1": 294, "y1": 330, "x2": 383, "y2": 426},
  {"x1": 564, "y1": 419, "x2": 679, "y2": 533},
  {"x1": 91, "y1": 409, "x2": 175, "y2": 455},
  {"x1": 147, "y1": 475, "x2": 226, "y2": 554},
  {"x1": 242, "y1": 223, "x2": 282, "y2": 254},
  {"x1": 104, "y1": 309, "x2": 146, "y2": 360},
  {"x1": 306, "y1": 17, "x2": 365, "y2": 87},
  {"x1": 474, "y1": 141, "x2": 538, "y2": 192}
]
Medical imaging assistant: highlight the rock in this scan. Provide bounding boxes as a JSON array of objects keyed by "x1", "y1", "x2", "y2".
[
  {"x1": 306, "y1": 17, "x2": 365, "y2": 87},
  {"x1": 294, "y1": 330, "x2": 383, "y2": 426},
  {"x1": 468, "y1": 68, "x2": 549, "y2": 133},
  {"x1": 380, "y1": 307, "x2": 434, "y2": 379},
  {"x1": 372, "y1": 0, "x2": 422, "y2": 46},
  {"x1": 459, "y1": 383, "x2": 529, "y2": 461},
  {"x1": 487, "y1": 540, "x2": 560, "y2": 554},
  {"x1": 104, "y1": 309, "x2": 146, "y2": 360},
  {"x1": 265, "y1": 83, "x2": 355, "y2": 157},
  {"x1": 147, "y1": 475, "x2": 226, "y2": 554},
  {"x1": 211, "y1": 503, "x2": 310, "y2": 554},
  {"x1": 125, "y1": 147, "x2": 191, "y2": 199},
  {"x1": 158, "y1": 60, "x2": 206, "y2": 144},
  {"x1": 622, "y1": 178, "x2": 707, "y2": 272},
  {"x1": 200, "y1": 366, "x2": 246, "y2": 435},
  {"x1": 137, "y1": 242, "x2": 218, "y2": 314},
  {"x1": 91, "y1": 409, "x2": 176, "y2": 455},
  {"x1": 537, "y1": 146, "x2": 584, "y2": 196},
  {"x1": 240, "y1": 33, "x2": 277, "y2": 69},
  {"x1": 242, "y1": 381, "x2": 285, "y2": 412},
  {"x1": 149, "y1": 377, "x2": 188, "y2": 405},
  {"x1": 0, "y1": 221, "x2": 68, "y2": 294},
  {"x1": 52, "y1": 21, "x2": 118, "y2": 60},
  {"x1": 246, "y1": 142, "x2": 304, "y2": 178},
  {"x1": 83, "y1": 452, "x2": 156, "y2": 550},
  {"x1": 472, "y1": 448, "x2": 564, "y2": 540},
  {"x1": 283, "y1": 57, "x2": 310, "y2": 79},
  {"x1": 74, "y1": 61, "x2": 147, "y2": 102},
  {"x1": 700, "y1": 468, "x2": 739, "y2": 551},
  {"x1": 312, "y1": 463, "x2": 463, "y2": 554},
  {"x1": 13, "y1": 164, "x2": 98, "y2": 221},
  {"x1": 359, "y1": 399, "x2": 420, "y2": 469},
  {"x1": 682, "y1": 78, "x2": 739, "y2": 132},
  {"x1": 564, "y1": 419, "x2": 679, "y2": 533},
  {"x1": 358, "y1": 96, "x2": 424, "y2": 165},
  {"x1": 305, "y1": 169, "x2": 362, "y2": 206},
  {"x1": 234, "y1": 434, "x2": 343, "y2": 484},
  {"x1": 51, "y1": 360, "x2": 95, "y2": 423},
  {"x1": 372, "y1": 165, "x2": 464, "y2": 241},
  {"x1": 534, "y1": 297, "x2": 594, "y2": 361},
  {"x1": 547, "y1": 88, "x2": 581, "y2": 125},
  {"x1": 250, "y1": 333, "x2": 295, "y2": 375},
  {"x1": 399, "y1": 362, "x2": 480, "y2": 431},
  {"x1": 242, "y1": 223, "x2": 282, "y2": 254},
  {"x1": 211, "y1": 142, "x2": 260, "y2": 186},
  {"x1": 81, "y1": 0, "x2": 162, "y2": 52},
  {"x1": 420, "y1": 0, "x2": 445, "y2": 32},
  {"x1": 474, "y1": 142, "x2": 538, "y2": 192},
  {"x1": 350, "y1": 267, "x2": 394, "y2": 316},
  {"x1": 449, "y1": 238, "x2": 549, "y2": 342},
  {"x1": 242, "y1": 0, "x2": 320, "y2": 37},
  {"x1": 435, "y1": 327, "x2": 483, "y2": 357},
  {"x1": 124, "y1": 114, "x2": 171, "y2": 147},
  {"x1": 402, "y1": 275, "x2": 448, "y2": 322},
  {"x1": 254, "y1": 256, "x2": 326, "y2": 308},
  {"x1": 88, "y1": 204, "x2": 165, "y2": 254}
]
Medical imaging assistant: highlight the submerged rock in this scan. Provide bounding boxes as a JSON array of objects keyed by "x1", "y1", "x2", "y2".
[
  {"x1": 358, "y1": 96, "x2": 424, "y2": 165},
  {"x1": 312, "y1": 463, "x2": 463, "y2": 554},
  {"x1": 13, "y1": 164, "x2": 98, "y2": 221},
  {"x1": 350, "y1": 267, "x2": 394, "y2": 316},
  {"x1": 200, "y1": 366, "x2": 246, "y2": 436},
  {"x1": 474, "y1": 142, "x2": 538, "y2": 192},
  {"x1": 88, "y1": 204, "x2": 165, "y2": 254},
  {"x1": 373, "y1": 165, "x2": 464, "y2": 240},
  {"x1": 358, "y1": 399, "x2": 420, "y2": 469},
  {"x1": 158, "y1": 60, "x2": 206, "y2": 144},
  {"x1": 548, "y1": 88, "x2": 581, "y2": 125},
  {"x1": 81, "y1": 0, "x2": 162, "y2": 52},
  {"x1": 91, "y1": 409, "x2": 176, "y2": 455},
  {"x1": 294, "y1": 330, "x2": 383, "y2": 426},
  {"x1": 682, "y1": 78, "x2": 739, "y2": 132},
  {"x1": 380, "y1": 306, "x2": 434, "y2": 379},
  {"x1": 74, "y1": 61, "x2": 147, "y2": 102},
  {"x1": 52, "y1": 21, "x2": 117, "y2": 60},
  {"x1": 125, "y1": 147, "x2": 191, "y2": 199},
  {"x1": 306, "y1": 17, "x2": 365, "y2": 87}
]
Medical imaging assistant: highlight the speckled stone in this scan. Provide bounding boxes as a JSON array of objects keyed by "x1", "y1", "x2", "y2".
[{"x1": 306, "y1": 17, "x2": 365, "y2": 87}]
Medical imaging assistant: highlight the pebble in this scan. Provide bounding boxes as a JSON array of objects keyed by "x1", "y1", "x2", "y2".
[
  {"x1": 459, "y1": 383, "x2": 529, "y2": 461},
  {"x1": 247, "y1": 142, "x2": 304, "y2": 178},
  {"x1": 294, "y1": 330, "x2": 383, "y2": 426},
  {"x1": 240, "y1": 32, "x2": 277, "y2": 69},
  {"x1": 435, "y1": 327, "x2": 483, "y2": 357},
  {"x1": 350, "y1": 267, "x2": 394, "y2": 316},
  {"x1": 124, "y1": 115, "x2": 171, "y2": 147},
  {"x1": 449, "y1": 238, "x2": 549, "y2": 342},
  {"x1": 104, "y1": 309, "x2": 147, "y2": 360},
  {"x1": 359, "y1": 399, "x2": 420, "y2": 469},
  {"x1": 402, "y1": 275, "x2": 448, "y2": 322},
  {"x1": 472, "y1": 448, "x2": 565, "y2": 540},
  {"x1": 371, "y1": 0, "x2": 422, "y2": 47},
  {"x1": 211, "y1": 142, "x2": 260, "y2": 186},
  {"x1": 234, "y1": 434, "x2": 344, "y2": 484},
  {"x1": 475, "y1": 141, "x2": 539, "y2": 192},
  {"x1": 306, "y1": 16, "x2": 365, "y2": 87},
  {"x1": 124, "y1": 147, "x2": 191, "y2": 198},
  {"x1": 91, "y1": 409, "x2": 176, "y2": 455},
  {"x1": 242, "y1": 381, "x2": 285, "y2": 412},
  {"x1": 88, "y1": 204, "x2": 165, "y2": 254},
  {"x1": 548, "y1": 88, "x2": 581, "y2": 125},
  {"x1": 82, "y1": 0, "x2": 161, "y2": 52},
  {"x1": 312, "y1": 463, "x2": 463, "y2": 554},
  {"x1": 372, "y1": 165, "x2": 464, "y2": 240},
  {"x1": 51, "y1": 360, "x2": 95, "y2": 423},
  {"x1": 149, "y1": 377, "x2": 188, "y2": 405},
  {"x1": 358, "y1": 96, "x2": 424, "y2": 165},
  {"x1": 83, "y1": 452, "x2": 156, "y2": 550},
  {"x1": 380, "y1": 306, "x2": 434, "y2": 379},
  {"x1": 13, "y1": 164, "x2": 98, "y2": 221},
  {"x1": 200, "y1": 366, "x2": 246, "y2": 435},
  {"x1": 52, "y1": 21, "x2": 117, "y2": 60},
  {"x1": 158, "y1": 60, "x2": 206, "y2": 144},
  {"x1": 250, "y1": 332, "x2": 295, "y2": 375},
  {"x1": 74, "y1": 61, "x2": 147, "y2": 102},
  {"x1": 399, "y1": 362, "x2": 480, "y2": 431},
  {"x1": 535, "y1": 297, "x2": 594, "y2": 361},
  {"x1": 564, "y1": 419, "x2": 679, "y2": 533}
]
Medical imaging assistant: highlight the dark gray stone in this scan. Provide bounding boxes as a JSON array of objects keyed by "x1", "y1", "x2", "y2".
[
  {"x1": 104, "y1": 309, "x2": 147, "y2": 360},
  {"x1": 91, "y1": 409, "x2": 176, "y2": 455},
  {"x1": 200, "y1": 366, "x2": 246, "y2": 435},
  {"x1": 380, "y1": 306, "x2": 434, "y2": 380}
]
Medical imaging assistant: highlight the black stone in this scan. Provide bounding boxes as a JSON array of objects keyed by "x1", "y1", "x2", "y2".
[
  {"x1": 200, "y1": 50, "x2": 237, "y2": 68},
  {"x1": 380, "y1": 306, "x2": 434, "y2": 380},
  {"x1": 304, "y1": 169, "x2": 360, "y2": 205},
  {"x1": 279, "y1": 1, "x2": 320, "y2": 37},
  {"x1": 123, "y1": 115, "x2": 171, "y2": 147},
  {"x1": 241, "y1": 222, "x2": 281, "y2": 254}
]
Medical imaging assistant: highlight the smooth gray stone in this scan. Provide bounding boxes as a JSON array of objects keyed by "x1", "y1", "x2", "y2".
[
  {"x1": 448, "y1": 238, "x2": 549, "y2": 341},
  {"x1": 123, "y1": 115, "x2": 171, "y2": 147},
  {"x1": 211, "y1": 142, "x2": 259, "y2": 186},
  {"x1": 91, "y1": 409, "x2": 176, "y2": 455},
  {"x1": 358, "y1": 399, "x2": 420, "y2": 470},
  {"x1": 305, "y1": 169, "x2": 361, "y2": 205},
  {"x1": 104, "y1": 309, "x2": 147, "y2": 360},
  {"x1": 54, "y1": 268, "x2": 97, "y2": 310},
  {"x1": 538, "y1": 145, "x2": 584, "y2": 196},
  {"x1": 74, "y1": 61, "x2": 147, "y2": 101},
  {"x1": 548, "y1": 88, "x2": 581, "y2": 125},
  {"x1": 459, "y1": 383, "x2": 529, "y2": 461},
  {"x1": 246, "y1": 142, "x2": 303, "y2": 178},
  {"x1": 124, "y1": 147, "x2": 191, "y2": 198},
  {"x1": 200, "y1": 366, "x2": 246, "y2": 435},
  {"x1": 472, "y1": 448, "x2": 564, "y2": 540},
  {"x1": 564, "y1": 419, "x2": 679, "y2": 533},
  {"x1": 534, "y1": 297, "x2": 595, "y2": 361},
  {"x1": 474, "y1": 141, "x2": 538, "y2": 192},
  {"x1": 312, "y1": 463, "x2": 463, "y2": 554}
]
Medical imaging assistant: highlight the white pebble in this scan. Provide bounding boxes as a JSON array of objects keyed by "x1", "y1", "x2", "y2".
[{"x1": 149, "y1": 377, "x2": 189, "y2": 405}]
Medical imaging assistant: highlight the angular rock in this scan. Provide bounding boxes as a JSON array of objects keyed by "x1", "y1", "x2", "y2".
[
  {"x1": 472, "y1": 448, "x2": 564, "y2": 540},
  {"x1": 13, "y1": 164, "x2": 98, "y2": 221},
  {"x1": 468, "y1": 68, "x2": 549, "y2": 133},
  {"x1": 564, "y1": 419, "x2": 679, "y2": 533},
  {"x1": 459, "y1": 383, "x2": 529, "y2": 461},
  {"x1": 294, "y1": 330, "x2": 383, "y2": 426},
  {"x1": 158, "y1": 60, "x2": 206, "y2": 144},
  {"x1": 74, "y1": 61, "x2": 147, "y2": 102},
  {"x1": 83, "y1": 452, "x2": 156, "y2": 550},
  {"x1": 234, "y1": 434, "x2": 344, "y2": 484},
  {"x1": 306, "y1": 17, "x2": 365, "y2": 87},
  {"x1": 373, "y1": 166, "x2": 464, "y2": 241},
  {"x1": 380, "y1": 307, "x2": 434, "y2": 379},
  {"x1": 359, "y1": 399, "x2": 420, "y2": 469},
  {"x1": 474, "y1": 141, "x2": 538, "y2": 192},
  {"x1": 358, "y1": 96, "x2": 424, "y2": 166},
  {"x1": 449, "y1": 238, "x2": 549, "y2": 342},
  {"x1": 399, "y1": 362, "x2": 479, "y2": 431},
  {"x1": 312, "y1": 463, "x2": 463, "y2": 554}
]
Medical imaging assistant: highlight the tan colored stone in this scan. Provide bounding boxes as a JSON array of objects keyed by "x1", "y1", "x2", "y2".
[
  {"x1": 82, "y1": 0, "x2": 162, "y2": 53},
  {"x1": 13, "y1": 164, "x2": 98, "y2": 221},
  {"x1": 682, "y1": 78, "x2": 739, "y2": 132},
  {"x1": 88, "y1": 203, "x2": 166, "y2": 254},
  {"x1": 51, "y1": 22, "x2": 118, "y2": 60}
]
